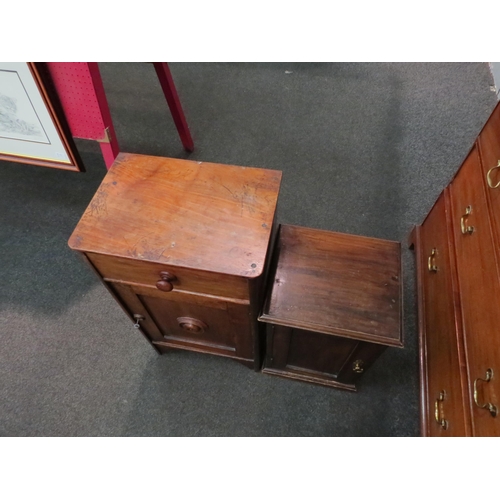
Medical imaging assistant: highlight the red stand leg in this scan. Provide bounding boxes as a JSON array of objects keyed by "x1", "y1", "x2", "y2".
[
  {"x1": 87, "y1": 63, "x2": 120, "y2": 169},
  {"x1": 153, "y1": 63, "x2": 194, "y2": 152},
  {"x1": 45, "y1": 62, "x2": 120, "y2": 170}
]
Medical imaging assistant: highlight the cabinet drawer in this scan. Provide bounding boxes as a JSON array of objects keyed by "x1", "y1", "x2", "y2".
[
  {"x1": 86, "y1": 252, "x2": 249, "y2": 300},
  {"x1": 419, "y1": 190, "x2": 468, "y2": 436},
  {"x1": 477, "y1": 102, "x2": 500, "y2": 245},
  {"x1": 450, "y1": 146, "x2": 500, "y2": 436}
]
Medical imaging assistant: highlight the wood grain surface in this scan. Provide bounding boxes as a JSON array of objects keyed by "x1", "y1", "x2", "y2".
[
  {"x1": 69, "y1": 153, "x2": 282, "y2": 278},
  {"x1": 450, "y1": 146, "x2": 500, "y2": 436},
  {"x1": 478, "y1": 101, "x2": 500, "y2": 248},
  {"x1": 419, "y1": 190, "x2": 469, "y2": 436},
  {"x1": 260, "y1": 224, "x2": 403, "y2": 347}
]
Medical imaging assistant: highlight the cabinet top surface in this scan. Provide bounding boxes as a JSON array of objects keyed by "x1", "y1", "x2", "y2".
[
  {"x1": 68, "y1": 153, "x2": 282, "y2": 277},
  {"x1": 259, "y1": 225, "x2": 403, "y2": 346}
]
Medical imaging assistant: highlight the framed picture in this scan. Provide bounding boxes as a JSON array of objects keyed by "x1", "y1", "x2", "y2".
[{"x1": 0, "y1": 62, "x2": 84, "y2": 172}]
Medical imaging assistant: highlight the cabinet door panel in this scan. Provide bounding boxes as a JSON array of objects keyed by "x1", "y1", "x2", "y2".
[
  {"x1": 450, "y1": 147, "x2": 500, "y2": 436},
  {"x1": 420, "y1": 191, "x2": 468, "y2": 436},
  {"x1": 108, "y1": 282, "x2": 164, "y2": 342},
  {"x1": 266, "y1": 326, "x2": 358, "y2": 377},
  {"x1": 286, "y1": 329, "x2": 358, "y2": 375},
  {"x1": 110, "y1": 283, "x2": 254, "y2": 361},
  {"x1": 477, "y1": 103, "x2": 500, "y2": 246}
]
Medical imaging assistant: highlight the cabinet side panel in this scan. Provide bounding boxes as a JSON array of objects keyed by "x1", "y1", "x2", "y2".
[{"x1": 411, "y1": 225, "x2": 429, "y2": 436}]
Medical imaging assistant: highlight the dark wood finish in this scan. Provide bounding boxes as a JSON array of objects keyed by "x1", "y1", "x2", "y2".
[
  {"x1": 86, "y1": 252, "x2": 249, "y2": 300},
  {"x1": 78, "y1": 254, "x2": 161, "y2": 353},
  {"x1": 156, "y1": 271, "x2": 176, "y2": 292},
  {"x1": 69, "y1": 153, "x2": 281, "y2": 370},
  {"x1": 259, "y1": 224, "x2": 403, "y2": 390},
  {"x1": 69, "y1": 153, "x2": 282, "y2": 278},
  {"x1": 154, "y1": 343, "x2": 254, "y2": 369},
  {"x1": 338, "y1": 341, "x2": 387, "y2": 386},
  {"x1": 177, "y1": 317, "x2": 208, "y2": 334},
  {"x1": 107, "y1": 282, "x2": 164, "y2": 342},
  {"x1": 449, "y1": 146, "x2": 500, "y2": 436},
  {"x1": 0, "y1": 63, "x2": 84, "y2": 172},
  {"x1": 478, "y1": 101, "x2": 500, "y2": 250},
  {"x1": 111, "y1": 282, "x2": 253, "y2": 360},
  {"x1": 409, "y1": 224, "x2": 430, "y2": 435},
  {"x1": 260, "y1": 224, "x2": 403, "y2": 347},
  {"x1": 418, "y1": 190, "x2": 469, "y2": 436},
  {"x1": 411, "y1": 102, "x2": 500, "y2": 436}
]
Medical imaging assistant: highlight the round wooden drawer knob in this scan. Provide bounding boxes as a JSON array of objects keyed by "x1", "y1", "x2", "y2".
[
  {"x1": 156, "y1": 271, "x2": 176, "y2": 292},
  {"x1": 177, "y1": 317, "x2": 207, "y2": 334}
]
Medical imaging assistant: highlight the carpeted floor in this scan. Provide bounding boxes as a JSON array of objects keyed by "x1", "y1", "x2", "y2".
[{"x1": 0, "y1": 62, "x2": 496, "y2": 436}]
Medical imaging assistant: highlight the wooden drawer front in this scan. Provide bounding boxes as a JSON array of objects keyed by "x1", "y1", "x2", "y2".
[
  {"x1": 86, "y1": 252, "x2": 249, "y2": 300},
  {"x1": 112, "y1": 283, "x2": 254, "y2": 361},
  {"x1": 420, "y1": 191, "x2": 467, "y2": 436},
  {"x1": 450, "y1": 147, "x2": 500, "y2": 436},
  {"x1": 478, "y1": 103, "x2": 500, "y2": 246}
]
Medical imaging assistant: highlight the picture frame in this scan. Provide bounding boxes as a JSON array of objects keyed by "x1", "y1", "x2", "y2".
[{"x1": 0, "y1": 62, "x2": 84, "y2": 172}]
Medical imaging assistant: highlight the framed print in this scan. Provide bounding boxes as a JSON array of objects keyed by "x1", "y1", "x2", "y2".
[{"x1": 0, "y1": 62, "x2": 84, "y2": 171}]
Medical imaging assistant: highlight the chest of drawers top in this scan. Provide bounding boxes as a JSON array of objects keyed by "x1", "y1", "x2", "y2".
[{"x1": 68, "y1": 153, "x2": 282, "y2": 279}]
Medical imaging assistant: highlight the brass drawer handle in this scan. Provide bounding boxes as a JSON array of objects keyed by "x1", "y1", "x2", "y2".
[
  {"x1": 434, "y1": 390, "x2": 449, "y2": 430},
  {"x1": 473, "y1": 368, "x2": 498, "y2": 417},
  {"x1": 487, "y1": 160, "x2": 500, "y2": 189},
  {"x1": 428, "y1": 248, "x2": 438, "y2": 272},
  {"x1": 460, "y1": 206, "x2": 474, "y2": 235},
  {"x1": 156, "y1": 271, "x2": 176, "y2": 292},
  {"x1": 177, "y1": 317, "x2": 208, "y2": 334},
  {"x1": 352, "y1": 359, "x2": 364, "y2": 373}
]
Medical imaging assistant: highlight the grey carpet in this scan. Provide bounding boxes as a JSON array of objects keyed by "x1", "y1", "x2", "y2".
[{"x1": 0, "y1": 62, "x2": 496, "y2": 436}]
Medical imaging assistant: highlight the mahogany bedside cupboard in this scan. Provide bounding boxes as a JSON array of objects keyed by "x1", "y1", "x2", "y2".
[
  {"x1": 259, "y1": 224, "x2": 403, "y2": 390},
  {"x1": 68, "y1": 153, "x2": 282, "y2": 370}
]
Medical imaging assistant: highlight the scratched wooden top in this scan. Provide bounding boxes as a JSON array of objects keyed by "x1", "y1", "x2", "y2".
[
  {"x1": 259, "y1": 225, "x2": 403, "y2": 346},
  {"x1": 69, "y1": 153, "x2": 282, "y2": 278}
]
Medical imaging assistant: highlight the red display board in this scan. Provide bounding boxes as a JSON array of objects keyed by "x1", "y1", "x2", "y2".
[{"x1": 45, "y1": 62, "x2": 193, "y2": 169}]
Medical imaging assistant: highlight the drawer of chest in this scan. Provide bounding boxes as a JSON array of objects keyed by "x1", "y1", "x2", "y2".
[
  {"x1": 449, "y1": 146, "x2": 500, "y2": 436},
  {"x1": 477, "y1": 102, "x2": 500, "y2": 246},
  {"x1": 419, "y1": 190, "x2": 468, "y2": 436},
  {"x1": 86, "y1": 252, "x2": 249, "y2": 300}
]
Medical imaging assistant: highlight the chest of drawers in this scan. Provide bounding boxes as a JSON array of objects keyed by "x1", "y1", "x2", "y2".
[
  {"x1": 411, "y1": 102, "x2": 500, "y2": 436},
  {"x1": 68, "y1": 153, "x2": 282, "y2": 370}
]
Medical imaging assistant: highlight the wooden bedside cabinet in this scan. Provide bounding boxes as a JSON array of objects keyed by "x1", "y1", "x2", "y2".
[
  {"x1": 68, "y1": 153, "x2": 282, "y2": 370},
  {"x1": 259, "y1": 225, "x2": 403, "y2": 390}
]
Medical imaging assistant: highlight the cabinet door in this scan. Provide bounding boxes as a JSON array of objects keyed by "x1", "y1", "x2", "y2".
[
  {"x1": 108, "y1": 282, "x2": 254, "y2": 363},
  {"x1": 419, "y1": 190, "x2": 468, "y2": 436},
  {"x1": 477, "y1": 102, "x2": 500, "y2": 247},
  {"x1": 450, "y1": 146, "x2": 500, "y2": 436},
  {"x1": 263, "y1": 325, "x2": 360, "y2": 389}
]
